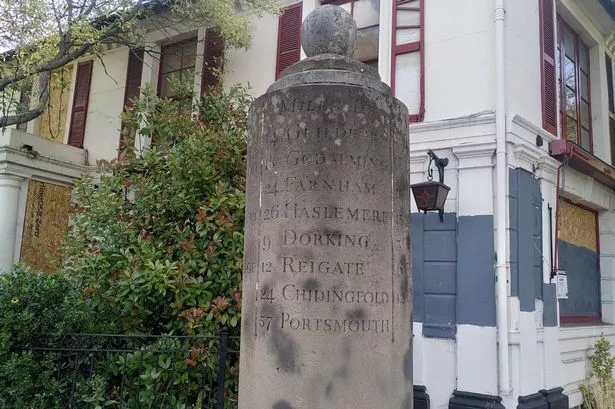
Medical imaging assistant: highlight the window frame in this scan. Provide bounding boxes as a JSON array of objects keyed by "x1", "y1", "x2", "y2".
[
  {"x1": 606, "y1": 54, "x2": 615, "y2": 166},
  {"x1": 320, "y1": 0, "x2": 380, "y2": 65},
  {"x1": 557, "y1": 17, "x2": 593, "y2": 152},
  {"x1": 157, "y1": 37, "x2": 198, "y2": 99}
]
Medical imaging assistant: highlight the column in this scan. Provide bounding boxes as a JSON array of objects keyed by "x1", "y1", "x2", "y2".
[
  {"x1": 0, "y1": 175, "x2": 23, "y2": 272},
  {"x1": 452, "y1": 145, "x2": 499, "y2": 396}
]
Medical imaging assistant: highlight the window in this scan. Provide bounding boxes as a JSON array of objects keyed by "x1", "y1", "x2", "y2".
[
  {"x1": 16, "y1": 82, "x2": 31, "y2": 132},
  {"x1": 392, "y1": 0, "x2": 424, "y2": 122},
  {"x1": 557, "y1": 200, "x2": 601, "y2": 324},
  {"x1": 557, "y1": 19, "x2": 592, "y2": 151},
  {"x1": 158, "y1": 39, "x2": 197, "y2": 98},
  {"x1": 323, "y1": 0, "x2": 380, "y2": 67},
  {"x1": 607, "y1": 55, "x2": 615, "y2": 165}
]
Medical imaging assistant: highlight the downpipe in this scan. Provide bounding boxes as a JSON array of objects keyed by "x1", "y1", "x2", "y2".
[{"x1": 495, "y1": 0, "x2": 511, "y2": 395}]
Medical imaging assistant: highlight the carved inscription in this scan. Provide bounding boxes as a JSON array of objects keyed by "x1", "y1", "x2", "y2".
[
  {"x1": 248, "y1": 95, "x2": 403, "y2": 338},
  {"x1": 263, "y1": 177, "x2": 376, "y2": 196},
  {"x1": 281, "y1": 313, "x2": 390, "y2": 334},
  {"x1": 286, "y1": 151, "x2": 385, "y2": 170}
]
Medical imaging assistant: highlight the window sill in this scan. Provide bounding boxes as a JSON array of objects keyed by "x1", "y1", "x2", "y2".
[
  {"x1": 550, "y1": 139, "x2": 615, "y2": 190},
  {"x1": 558, "y1": 322, "x2": 615, "y2": 341}
]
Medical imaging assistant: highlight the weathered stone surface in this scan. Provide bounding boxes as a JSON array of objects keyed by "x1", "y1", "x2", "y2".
[
  {"x1": 238, "y1": 5, "x2": 411, "y2": 409},
  {"x1": 301, "y1": 5, "x2": 357, "y2": 58}
]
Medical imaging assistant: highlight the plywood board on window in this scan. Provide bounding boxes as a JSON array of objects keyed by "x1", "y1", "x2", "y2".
[
  {"x1": 558, "y1": 200, "x2": 597, "y2": 252},
  {"x1": 20, "y1": 180, "x2": 71, "y2": 272},
  {"x1": 38, "y1": 66, "x2": 73, "y2": 142}
]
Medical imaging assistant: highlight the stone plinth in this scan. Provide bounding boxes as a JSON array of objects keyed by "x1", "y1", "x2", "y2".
[{"x1": 239, "y1": 5, "x2": 411, "y2": 409}]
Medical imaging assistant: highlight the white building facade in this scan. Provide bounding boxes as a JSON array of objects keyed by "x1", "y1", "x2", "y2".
[{"x1": 2, "y1": 1, "x2": 615, "y2": 408}]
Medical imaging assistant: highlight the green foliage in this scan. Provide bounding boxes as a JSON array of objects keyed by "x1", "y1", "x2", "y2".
[
  {"x1": 1, "y1": 0, "x2": 278, "y2": 127},
  {"x1": 581, "y1": 336, "x2": 615, "y2": 409},
  {"x1": 0, "y1": 85, "x2": 249, "y2": 408},
  {"x1": 0, "y1": 265, "x2": 94, "y2": 408},
  {"x1": 60, "y1": 85, "x2": 249, "y2": 337}
]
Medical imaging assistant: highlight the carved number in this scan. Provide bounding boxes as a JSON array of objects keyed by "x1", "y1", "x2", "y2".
[
  {"x1": 262, "y1": 205, "x2": 279, "y2": 220},
  {"x1": 262, "y1": 235, "x2": 271, "y2": 252},
  {"x1": 259, "y1": 288, "x2": 275, "y2": 303},
  {"x1": 259, "y1": 315, "x2": 273, "y2": 331}
]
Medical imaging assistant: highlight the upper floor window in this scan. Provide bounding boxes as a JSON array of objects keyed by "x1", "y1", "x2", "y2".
[
  {"x1": 557, "y1": 19, "x2": 592, "y2": 151},
  {"x1": 607, "y1": 55, "x2": 615, "y2": 165},
  {"x1": 158, "y1": 38, "x2": 197, "y2": 98},
  {"x1": 323, "y1": 0, "x2": 380, "y2": 67}
]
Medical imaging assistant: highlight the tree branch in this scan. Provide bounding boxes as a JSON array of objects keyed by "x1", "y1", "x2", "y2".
[{"x1": 0, "y1": 72, "x2": 50, "y2": 128}]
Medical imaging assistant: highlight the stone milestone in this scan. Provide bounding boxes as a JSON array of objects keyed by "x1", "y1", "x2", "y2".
[{"x1": 239, "y1": 5, "x2": 412, "y2": 409}]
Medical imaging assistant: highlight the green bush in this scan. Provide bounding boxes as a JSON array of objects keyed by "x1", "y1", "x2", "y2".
[
  {"x1": 581, "y1": 336, "x2": 615, "y2": 409},
  {"x1": 59, "y1": 86, "x2": 248, "y2": 337},
  {"x1": 0, "y1": 85, "x2": 249, "y2": 408},
  {"x1": 0, "y1": 265, "x2": 94, "y2": 408}
]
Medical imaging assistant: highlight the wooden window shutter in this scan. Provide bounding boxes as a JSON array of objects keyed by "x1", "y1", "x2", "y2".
[
  {"x1": 276, "y1": 2, "x2": 302, "y2": 79},
  {"x1": 539, "y1": 0, "x2": 557, "y2": 135},
  {"x1": 68, "y1": 60, "x2": 93, "y2": 148},
  {"x1": 120, "y1": 48, "x2": 144, "y2": 154},
  {"x1": 201, "y1": 28, "x2": 225, "y2": 93},
  {"x1": 123, "y1": 48, "x2": 144, "y2": 108}
]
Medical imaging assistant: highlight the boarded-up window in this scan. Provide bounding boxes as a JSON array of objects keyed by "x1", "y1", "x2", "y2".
[
  {"x1": 557, "y1": 200, "x2": 600, "y2": 323},
  {"x1": 540, "y1": 0, "x2": 557, "y2": 135},
  {"x1": 68, "y1": 61, "x2": 93, "y2": 148},
  {"x1": 276, "y1": 2, "x2": 302, "y2": 79},
  {"x1": 19, "y1": 180, "x2": 71, "y2": 273},
  {"x1": 392, "y1": 0, "x2": 424, "y2": 121},
  {"x1": 39, "y1": 66, "x2": 73, "y2": 142}
]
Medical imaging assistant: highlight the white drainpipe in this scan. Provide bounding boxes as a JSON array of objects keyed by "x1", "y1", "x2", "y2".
[{"x1": 495, "y1": 0, "x2": 511, "y2": 395}]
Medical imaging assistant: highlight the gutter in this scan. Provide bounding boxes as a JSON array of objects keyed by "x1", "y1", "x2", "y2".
[{"x1": 494, "y1": 0, "x2": 511, "y2": 395}]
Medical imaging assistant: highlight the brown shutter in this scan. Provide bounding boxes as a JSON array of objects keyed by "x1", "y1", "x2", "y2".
[
  {"x1": 540, "y1": 0, "x2": 557, "y2": 135},
  {"x1": 119, "y1": 48, "x2": 144, "y2": 154},
  {"x1": 201, "y1": 28, "x2": 225, "y2": 94},
  {"x1": 68, "y1": 60, "x2": 93, "y2": 148},
  {"x1": 123, "y1": 48, "x2": 144, "y2": 108},
  {"x1": 276, "y1": 2, "x2": 302, "y2": 79}
]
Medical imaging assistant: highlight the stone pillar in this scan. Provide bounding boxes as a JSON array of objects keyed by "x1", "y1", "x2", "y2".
[
  {"x1": 0, "y1": 175, "x2": 23, "y2": 272},
  {"x1": 239, "y1": 5, "x2": 412, "y2": 409}
]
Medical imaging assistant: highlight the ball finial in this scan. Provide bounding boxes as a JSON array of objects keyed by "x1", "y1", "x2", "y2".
[{"x1": 301, "y1": 5, "x2": 357, "y2": 58}]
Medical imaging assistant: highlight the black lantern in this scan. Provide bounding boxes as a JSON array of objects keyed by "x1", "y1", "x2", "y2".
[{"x1": 411, "y1": 149, "x2": 450, "y2": 222}]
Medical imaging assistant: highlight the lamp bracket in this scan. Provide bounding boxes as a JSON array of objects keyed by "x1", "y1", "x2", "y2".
[{"x1": 427, "y1": 149, "x2": 448, "y2": 184}]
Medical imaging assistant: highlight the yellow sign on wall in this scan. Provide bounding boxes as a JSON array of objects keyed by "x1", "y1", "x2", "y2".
[{"x1": 20, "y1": 180, "x2": 71, "y2": 272}]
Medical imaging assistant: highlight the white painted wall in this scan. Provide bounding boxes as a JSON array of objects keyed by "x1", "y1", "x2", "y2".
[
  {"x1": 422, "y1": 0, "x2": 495, "y2": 122},
  {"x1": 224, "y1": 13, "x2": 280, "y2": 98},
  {"x1": 505, "y1": 0, "x2": 542, "y2": 128},
  {"x1": 80, "y1": 47, "x2": 130, "y2": 163}
]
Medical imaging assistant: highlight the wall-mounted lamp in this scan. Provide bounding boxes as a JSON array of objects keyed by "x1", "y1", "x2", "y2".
[{"x1": 411, "y1": 149, "x2": 450, "y2": 222}]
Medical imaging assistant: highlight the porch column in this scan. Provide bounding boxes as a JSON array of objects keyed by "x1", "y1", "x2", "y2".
[{"x1": 0, "y1": 175, "x2": 24, "y2": 272}]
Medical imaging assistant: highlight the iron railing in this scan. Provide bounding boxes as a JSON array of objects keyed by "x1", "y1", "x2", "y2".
[{"x1": 16, "y1": 329, "x2": 239, "y2": 409}]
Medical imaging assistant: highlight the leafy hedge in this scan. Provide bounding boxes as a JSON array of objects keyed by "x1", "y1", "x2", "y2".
[{"x1": 1, "y1": 86, "x2": 249, "y2": 408}]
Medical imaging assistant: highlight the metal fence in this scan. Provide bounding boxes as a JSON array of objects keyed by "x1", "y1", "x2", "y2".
[{"x1": 19, "y1": 329, "x2": 239, "y2": 409}]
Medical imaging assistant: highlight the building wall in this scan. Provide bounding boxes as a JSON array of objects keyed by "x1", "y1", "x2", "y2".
[
  {"x1": 422, "y1": 0, "x2": 495, "y2": 122},
  {"x1": 80, "y1": 47, "x2": 130, "y2": 164},
  {"x1": 225, "y1": 13, "x2": 279, "y2": 98}
]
